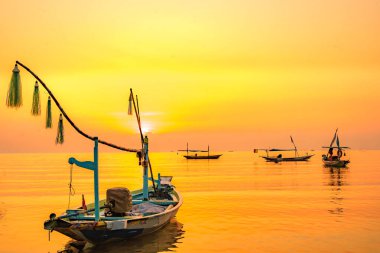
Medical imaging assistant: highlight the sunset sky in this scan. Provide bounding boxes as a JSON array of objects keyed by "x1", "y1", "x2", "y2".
[{"x1": 0, "y1": 0, "x2": 379, "y2": 152}]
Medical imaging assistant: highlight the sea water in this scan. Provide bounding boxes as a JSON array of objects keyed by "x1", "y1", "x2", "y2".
[{"x1": 0, "y1": 150, "x2": 379, "y2": 253}]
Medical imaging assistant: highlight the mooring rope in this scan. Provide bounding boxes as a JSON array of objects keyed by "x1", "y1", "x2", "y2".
[{"x1": 68, "y1": 164, "x2": 76, "y2": 209}]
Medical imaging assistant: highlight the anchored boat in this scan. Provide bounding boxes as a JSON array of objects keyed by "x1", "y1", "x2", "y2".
[
  {"x1": 256, "y1": 136, "x2": 314, "y2": 163},
  {"x1": 42, "y1": 94, "x2": 183, "y2": 244},
  {"x1": 322, "y1": 129, "x2": 350, "y2": 168},
  {"x1": 260, "y1": 152, "x2": 314, "y2": 162},
  {"x1": 44, "y1": 175, "x2": 183, "y2": 243},
  {"x1": 179, "y1": 143, "x2": 222, "y2": 159},
  {"x1": 4, "y1": 61, "x2": 182, "y2": 244}
]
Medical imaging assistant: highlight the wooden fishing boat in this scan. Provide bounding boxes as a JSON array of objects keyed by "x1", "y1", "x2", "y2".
[
  {"x1": 322, "y1": 129, "x2": 350, "y2": 168},
  {"x1": 44, "y1": 180, "x2": 183, "y2": 244},
  {"x1": 4, "y1": 62, "x2": 183, "y2": 246},
  {"x1": 261, "y1": 153, "x2": 314, "y2": 163},
  {"x1": 256, "y1": 136, "x2": 314, "y2": 163},
  {"x1": 179, "y1": 143, "x2": 222, "y2": 160},
  {"x1": 41, "y1": 89, "x2": 183, "y2": 244},
  {"x1": 184, "y1": 154, "x2": 222, "y2": 159},
  {"x1": 322, "y1": 159, "x2": 350, "y2": 167}
]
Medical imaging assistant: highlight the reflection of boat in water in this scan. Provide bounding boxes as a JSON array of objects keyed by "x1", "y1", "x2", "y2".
[
  {"x1": 179, "y1": 143, "x2": 222, "y2": 160},
  {"x1": 61, "y1": 219, "x2": 185, "y2": 253},
  {"x1": 322, "y1": 129, "x2": 350, "y2": 168},
  {"x1": 255, "y1": 136, "x2": 314, "y2": 163},
  {"x1": 324, "y1": 167, "x2": 349, "y2": 217}
]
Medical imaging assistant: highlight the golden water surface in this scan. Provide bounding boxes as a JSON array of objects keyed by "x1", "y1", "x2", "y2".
[{"x1": 0, "y1": 151, "x2": 380, "y2": 253}]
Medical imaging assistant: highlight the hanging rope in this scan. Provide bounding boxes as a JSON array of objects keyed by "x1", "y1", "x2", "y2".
[
  {"x1": 15, "y1": 60, "x2": 139, "y2": 153},
  {"x1": 68, "y1": 164, "x2": 76, "y2": 209}
]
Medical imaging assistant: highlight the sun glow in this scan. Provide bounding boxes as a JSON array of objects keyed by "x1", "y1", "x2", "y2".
[
  {"x1": 0, "y1": 1, "x2": 379, "y2": 152},
  {"x1": 141, "y1": 123, "x2": 153, "y2": 135}
]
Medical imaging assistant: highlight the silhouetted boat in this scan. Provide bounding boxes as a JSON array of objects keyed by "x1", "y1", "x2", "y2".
[
  {"x1": 179, "y1": 143, "x2": 222, "y2": 159},
  {"x1": 261, "y1": 153, "x2": 314, "y2": 162},
  {"x1": 256, "y1": 136, "x2": 314, "y2": 163},
  {"x1": 184, "y1": 154, "x2": 222, "y2": 159},
  {"x1": 322, "y1": 129, "x2": 350, "y2": 167}
]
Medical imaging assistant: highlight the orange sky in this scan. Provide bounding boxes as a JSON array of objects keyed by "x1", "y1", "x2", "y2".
[{"x1": 0, "y1": 0, "x2": 379, "y2": 152}]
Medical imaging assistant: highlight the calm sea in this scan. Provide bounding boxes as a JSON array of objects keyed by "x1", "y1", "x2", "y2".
[{"x1": 0, "y1": 150, "x2": 380, "y2": 253}]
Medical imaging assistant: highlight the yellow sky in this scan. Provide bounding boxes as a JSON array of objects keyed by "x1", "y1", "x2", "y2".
[{"x1": 0, "y1": 0, "x2": 379, "y2": 152}]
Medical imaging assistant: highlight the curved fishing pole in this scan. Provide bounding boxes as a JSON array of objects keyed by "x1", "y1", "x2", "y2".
[{"x1": 16, "y1": 60, "x2": 138, "y2": 153}]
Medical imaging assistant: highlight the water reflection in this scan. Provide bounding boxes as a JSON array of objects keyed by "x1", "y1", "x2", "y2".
[
  {"x1": 0, "y1": 204, "x2": 4, "y2": 220},
  {"x1": 61, "y1": 218, "x2": 184, "y2": 253},
  {"x1": 324, "y1": 167, "x2": 349, "y2": 217}
]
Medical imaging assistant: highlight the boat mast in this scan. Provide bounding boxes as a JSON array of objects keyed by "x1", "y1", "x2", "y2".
[
  {"x1": 327, "y1": 128, "x2": 338, "y2": 155},
  {"x1": 129, "y1": 89, "x2": 157, "y2": 197},
  {"x1": 143, "y1": 136, "x2": 149, "y2": 200},
  {"x1": 290, "y1": 136, "x2": 298, "y2": 157}
]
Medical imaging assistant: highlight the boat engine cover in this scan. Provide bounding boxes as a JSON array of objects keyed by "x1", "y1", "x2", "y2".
[{"x1": 106, "y1": 187, "x2": 132, "y2": 213}]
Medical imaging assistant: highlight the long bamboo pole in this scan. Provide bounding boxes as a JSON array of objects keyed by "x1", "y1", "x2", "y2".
[{"x1": 129, "y1": 88, "x2": 157, "y2": 193}]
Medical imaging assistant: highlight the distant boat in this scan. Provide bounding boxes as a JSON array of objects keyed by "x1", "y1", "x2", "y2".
[
  {"x1": 261, "y1": 153, "x2": 314, "y2": 162},
  {"x1": 322, "y1": 129, "x2": 350, "y2": 167},
  {"x1": 178, "y1": 143, "x2": 222, "y2": 159},
  {"x1": 184, "y1": 154, "x2": 222, "y2": 159},
  {"x1": 255, "y1": 136, "x2": 314, "y2": 163}
]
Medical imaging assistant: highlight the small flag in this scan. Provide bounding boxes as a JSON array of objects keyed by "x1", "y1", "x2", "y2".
[
  {"x1": 253, "y1": 149, "x2": 258, "y2": 153},
  {"x1": 82, "y1": 194, "x2": 87, "y2": 210}
]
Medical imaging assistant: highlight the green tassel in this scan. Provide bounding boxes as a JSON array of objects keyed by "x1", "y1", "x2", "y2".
[
  {"x1": 31, "y1": 81, "x2": 41, "y2": 115},
  {"x1": 56, "y1": 114, "x2": 64, "y2": 144},
  {"x1": 46, "y1": 97, "x2": 52, "y2": 128},
  {"x1": 128, "y1": 92, "x2": 133, "y2": 115},
  {"x1": 6, "y1": 64, "x2": 23, "y2": 108}
]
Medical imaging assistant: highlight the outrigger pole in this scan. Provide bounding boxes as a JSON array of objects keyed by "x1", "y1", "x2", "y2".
[{"x1": 14, "y1": 61, "x2": 157, "y2": 220}]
